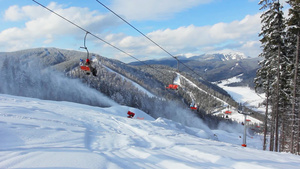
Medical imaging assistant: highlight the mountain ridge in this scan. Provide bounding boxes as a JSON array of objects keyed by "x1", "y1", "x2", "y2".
[
  {"x1": 185, "y1": 52, "x2": 249, "y2": 61},
  {"x1": 129, "y1": 52, "x2": 261, "y2": 88}
]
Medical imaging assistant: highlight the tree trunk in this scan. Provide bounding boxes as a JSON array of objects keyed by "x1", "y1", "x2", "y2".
[
  {"x1": 295, "y1": 31, "x2": 300, "y2": 154},
  {"x1": 270, "y1": 110, "x2": 275, "y2": 151},
  {"x1": 280, "y1": 102, "x2": 288, "y2": 152},
  {"x1": 275, "y1": 44, "x2": 281, "y2": 152},
  {"x1": 263, "y1": 80, "x2": 270, "y2": 150},
  {"x1": 280, "y1": 115, "x2": 285, "y2": 152},
  {"x1": 291, "y1": 32, "x2": 299, "y2": 154}
]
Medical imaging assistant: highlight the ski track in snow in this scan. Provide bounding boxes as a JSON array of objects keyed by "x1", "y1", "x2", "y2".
[{"x1": 1, "y1": 94, "x2": 300, "y2": 169}]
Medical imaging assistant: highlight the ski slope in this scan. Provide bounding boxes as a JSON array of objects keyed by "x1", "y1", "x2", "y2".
[
  {"x1": 1, "y1": 94, "x2": 300, "y2": 169},
  {"x1": 215, "y1": 74, "x2": 266, "y2": 113}
]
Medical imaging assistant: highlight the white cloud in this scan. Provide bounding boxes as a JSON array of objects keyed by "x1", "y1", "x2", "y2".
[
  {"x1": 239, "y1": 40, "x2": 261, "y2": 57},
  {"x1": 4, "y1": 5, "x2": 25, "y2": 21},
  {"x1": 0, "y1": 27, "x2": 33, "y2": 51},
  {"x1": 1, "y1": 1, "x2": 263, "y2": 61},
  {"x1": 105, "y1": 12, "x2": 262, "y2": 60},
  {"x1": 111, "y1": 0, "x2": 213, "y2": 21},
  {"x1": 4, "y1": 3, "x2": 54, "y2": 21},
  {"x1": 0, "y1": 2, "x2": 119, "y2": 51}
]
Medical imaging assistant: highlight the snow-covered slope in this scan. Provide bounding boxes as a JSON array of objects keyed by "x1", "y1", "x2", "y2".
[
  {"x1": 213, "y1": 74, "x2": 265, "y2": 124},
  {"x1": 214, "y1": 74, "x2": 265, "y2": 113},
  {"x1": 175, "y1": 73, "x2": 264, "y2": 125},
  {"x1": 1, "y1": 94, "x2": 299, "y2": 169}
]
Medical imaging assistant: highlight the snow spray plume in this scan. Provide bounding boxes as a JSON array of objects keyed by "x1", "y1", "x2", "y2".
[
  {"x1": 152, "y1": 101, "x2": 244, "y2": 138},
  {"x1": 0, "y1": 56, "x2": 116, "y2": 107},
  {"x1": 151, "y1": 100, "x2": 214, "y2": 138},
  {"x1": 217, "y1": 121, "x2": 244, "y2": 133}
]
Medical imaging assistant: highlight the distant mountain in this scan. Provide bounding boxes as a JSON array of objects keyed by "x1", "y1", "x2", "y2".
[
  {"x1": 188, "y1": 52, "x2": 249, "y2": 62},
  {"x1": 151, "y1": 52, "x2": 249, "y2": 62},
  {"x1": 130, "y1": 52, "x2": 261, "y2": 89}
]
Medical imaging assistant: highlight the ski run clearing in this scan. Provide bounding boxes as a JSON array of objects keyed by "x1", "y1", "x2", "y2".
[
  {"x1": 214, "y1": 74, "x2": 265, "y2": 112},
  {"x1": 174, "y1": 73, "x2": 262, "y2": 124},
  {"x1": 1, "y1": 94, "x2": 300, "y2": 169}
]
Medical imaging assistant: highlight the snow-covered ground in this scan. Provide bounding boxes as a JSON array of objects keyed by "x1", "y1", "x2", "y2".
[
  {"x1": 215, "y1": 74, "x2": 265, "y2": 112},
  {"x1": 212, "y1": 74, "x2": 266, "y2": 124},
  {"x1": 1, "y1": 94, "x2": 300, "y2": 169},
  {"x1": 175, "y1": 73, "x2": 262, "y2": 124}
]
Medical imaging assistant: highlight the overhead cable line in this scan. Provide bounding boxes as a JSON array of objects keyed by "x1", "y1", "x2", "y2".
[
  {"x1": 95, "y1": 0, "x2": 204, "y2": 79},
  {"x1": 32, "y1": 0, "x2": 168, "y2": 77}
]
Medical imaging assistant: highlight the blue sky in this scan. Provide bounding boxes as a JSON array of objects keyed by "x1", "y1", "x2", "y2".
[{"x1": 0, "y1": 0, "x2": 288, "y2": 62}]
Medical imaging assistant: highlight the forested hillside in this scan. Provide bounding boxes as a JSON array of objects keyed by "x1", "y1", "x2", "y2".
[{"x1": 0, "y1": 47, "x2": 256, "y2": 128}]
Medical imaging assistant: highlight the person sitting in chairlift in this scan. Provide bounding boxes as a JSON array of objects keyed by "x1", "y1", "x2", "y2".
[
  {"x1": 85, "y1": 58, "x2": 91, "y2": 65},
  {"x1": 80, "y1": 58, "x2": 97, "y2": 76},
  {"x1": 79, "y1": 58, "x2": 84, "y2": 66}
]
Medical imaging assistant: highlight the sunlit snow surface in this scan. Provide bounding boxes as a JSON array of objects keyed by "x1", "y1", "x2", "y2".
[
  {"x1": 212, "y1": 74, "x2": 266, "y2": 124},
  {"x1": 215, "y1": 74, "x2": 265, "y2": 112},
  {"x1": 175, "y1": 73, "x2": 263, "y2": 124},
  {"x1": 1, "y1": 94, "x2": 300, "y2": 169}
]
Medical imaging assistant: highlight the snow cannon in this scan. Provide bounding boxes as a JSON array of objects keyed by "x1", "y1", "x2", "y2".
[{"x1": 127, "y1": 111, "x2": 135, "y2": 118}]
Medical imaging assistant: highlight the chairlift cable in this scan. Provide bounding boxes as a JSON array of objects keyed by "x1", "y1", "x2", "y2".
[
  {"x1": 32, "y1": 0, "x2": 191, "y2": 109},
  {"x1": 32, "y1": 0, "x2": 167, "y2": 77},
  {"x1": 95, "y1": 0, "x2": 204, "y2": 80}
]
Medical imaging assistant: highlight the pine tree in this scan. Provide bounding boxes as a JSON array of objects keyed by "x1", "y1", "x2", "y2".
[
  {"x1": 257, "y1": 0, "x2": 286, "y2": 152},
  {"x1": 286, "y1": 0, "x2": 300, "y2": 154},
  {"x1": 255, "y1": 59, "x2": 272, "y2": 150}
]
